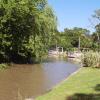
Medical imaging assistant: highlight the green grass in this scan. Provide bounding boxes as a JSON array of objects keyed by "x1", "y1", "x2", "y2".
[{"x1": 36, "y1": 68, "x2": 100, "y2": 100}]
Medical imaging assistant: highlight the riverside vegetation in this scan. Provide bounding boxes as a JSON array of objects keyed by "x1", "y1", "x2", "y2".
[
  {"x1": 83, "y1": 51, "x2": 100, "y2": 68},
  {"x1": 0, "y1": 0, "x2": 100, "y2": 67},
  {"x1": 36, "y1": 51, "x2": 100, "y2": 100},
  {"x1": 0, "y1": 0, "x2": 100, "y2": 100},
  {"x1": 0, "y1": 0, "x2": 57, "y2": 65}
]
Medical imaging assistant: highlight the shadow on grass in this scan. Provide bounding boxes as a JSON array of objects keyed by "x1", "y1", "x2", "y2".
[
  {"x1": 95, "y1": 84, "x2": 100, "y2": 91},
  {"x1": 66, "y1": 84, "x2": 100, "y2": 100},
  {"x1": 67, "y1": 93, "x2": 100, "y2": 100}
]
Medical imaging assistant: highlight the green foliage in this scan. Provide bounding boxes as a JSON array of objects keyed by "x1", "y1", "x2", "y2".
[
  {"x1": 52, "y1": 27, "x2": 92, "y2": 51},
  {"x1": 83, "y1": 51, "x2": 100, "y2": 68},
  {"x1": 80, "y1": 35, "x2": 92, "y2": 48},
  {"x1": 0, "y1": 63, "x2": 8, "y2": 69},
  {"x1": 49, "y1": 27, "x2": 94, "y2": 52},
  {"x1": 0, "y1": 0, "x2": 57, "y2": 63},
  {"x1": 92, "y1": 9, "x2": 100, "y2": 51}
]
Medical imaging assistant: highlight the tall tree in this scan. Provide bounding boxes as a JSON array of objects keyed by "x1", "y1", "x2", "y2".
[
  {"x1": 0, "y1": 0, "x2": 57, "y2": 63},
  {"x1": 93, "y1": 9, "x2": 100, "y2": 51}
]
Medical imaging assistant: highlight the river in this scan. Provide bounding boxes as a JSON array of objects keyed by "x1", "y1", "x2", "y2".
[{"x1": 0, "y1": 57, "x2": 80, "y2": 100}]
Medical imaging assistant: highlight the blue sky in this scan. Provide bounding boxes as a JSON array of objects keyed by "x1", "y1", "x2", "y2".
[{"x1": 48, "y1": 0, "x2": 100, "y2": 32}]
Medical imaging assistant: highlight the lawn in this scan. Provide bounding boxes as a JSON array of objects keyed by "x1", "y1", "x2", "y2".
[{"x1": 36, "y1": 67, "x2": 100, "y2": 100}]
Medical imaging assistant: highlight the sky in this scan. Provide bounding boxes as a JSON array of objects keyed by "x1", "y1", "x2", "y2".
[{"x1": 48, "y1": 0, "x2": 100, "y2": 32}]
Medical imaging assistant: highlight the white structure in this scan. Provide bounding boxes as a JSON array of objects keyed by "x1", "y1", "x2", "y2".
[
  {"x1": 25, "y1": 98, "x2": 34, "y2": 100},
  {"x1": 48, "y1": 47, "x2": 66, "y2": 57},
  {"x1": 68, "y1": 51, "x2": 83, "y2": 58}
]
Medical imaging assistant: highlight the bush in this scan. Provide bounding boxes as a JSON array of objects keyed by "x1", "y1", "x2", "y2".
[
  {"x1": 0, "y1": 63, "x2": 8, "y2": 69},
  {"x1": 83, "y1": 51, "x2": 100, "y2": 68}
]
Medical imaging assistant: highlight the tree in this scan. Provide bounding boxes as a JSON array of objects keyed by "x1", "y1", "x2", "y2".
[
  {"x1": 63, "y1": 27, "x2": 91, "y2": 50},
  {"x1": 0, "y1": 0, "x2": 57, "y2": 63},
  {"x1": 92, "y1": 9, "x2": 100, "y2": 51}
]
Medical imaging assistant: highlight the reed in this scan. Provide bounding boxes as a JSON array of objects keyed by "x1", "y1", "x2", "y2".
[{"x1": 82, "y1": 51, "x2": 100, "y2": 68}]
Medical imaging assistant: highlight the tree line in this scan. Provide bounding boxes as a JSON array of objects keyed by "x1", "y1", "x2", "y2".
[
  {"x1": 0, "y1": 0, "x2": 100, "y2": 64},
  {"x1": 49, "y1": 10, "x2": 100, "y2": 52}
]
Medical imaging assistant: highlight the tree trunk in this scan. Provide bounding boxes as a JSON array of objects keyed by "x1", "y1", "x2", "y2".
[{"x1": 78, "y1": 36, "x2": 81, "y2": 51}]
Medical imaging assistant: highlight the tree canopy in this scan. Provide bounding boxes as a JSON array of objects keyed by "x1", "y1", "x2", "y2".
[{"x1": 0, "y1": 0, "x2": 57, "y2": 63}]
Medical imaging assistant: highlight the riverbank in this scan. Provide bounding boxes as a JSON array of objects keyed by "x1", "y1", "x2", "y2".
[{"x1": 36, "y1": 67, "x2": 100, "y2": 100}]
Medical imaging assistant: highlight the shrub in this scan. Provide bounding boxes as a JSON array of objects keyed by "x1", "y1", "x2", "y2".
[
  {"x1": 82, "y1": 51, "x2": 100, "y2": 68},
  {"x1": 0, "y1": 63, "x2": 8, "y2": 69}
]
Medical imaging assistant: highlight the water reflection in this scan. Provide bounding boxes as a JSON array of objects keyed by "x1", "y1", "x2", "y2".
[{"x1": 0, "y1": 57, "x2": 80, "y2": 100}]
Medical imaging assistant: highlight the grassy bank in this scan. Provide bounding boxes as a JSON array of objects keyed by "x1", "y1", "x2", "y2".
[{"x1": 36, "y1": 68, "x2": 100, "y2": 100}]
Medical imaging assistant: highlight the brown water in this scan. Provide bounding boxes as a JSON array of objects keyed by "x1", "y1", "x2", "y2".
[{"x1": 0, "y1": 58, "x2": 80, "y2": 100}]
